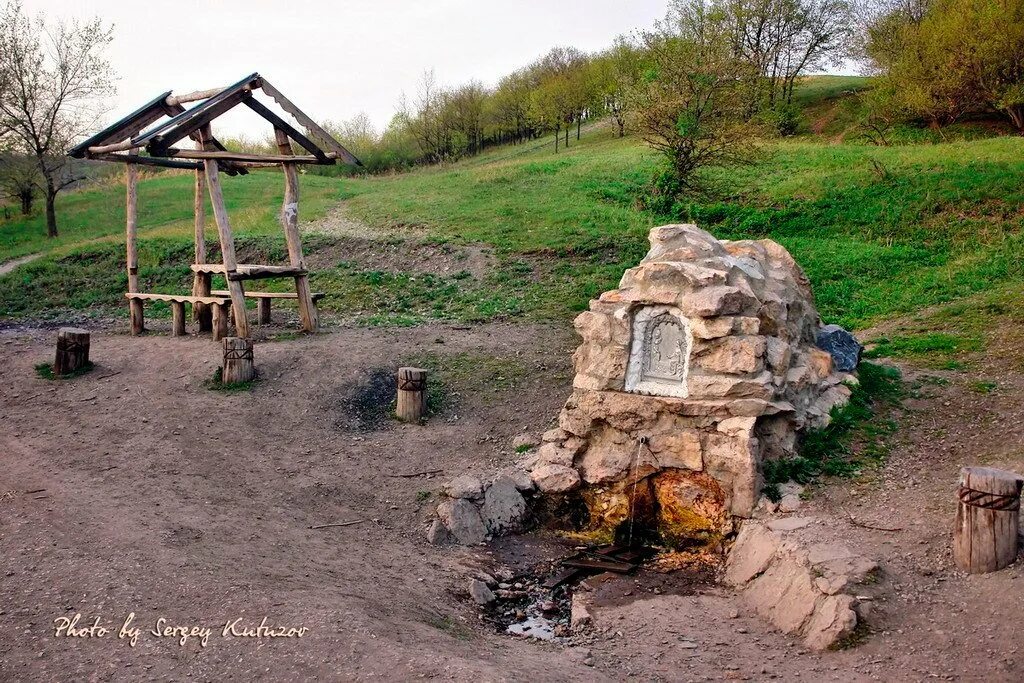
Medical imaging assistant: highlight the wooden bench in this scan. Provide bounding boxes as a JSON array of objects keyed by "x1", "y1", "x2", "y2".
[
  {"x1": 191, "y1": 263, "x2": 308, "y2": 281},
  {"x1": 211, "y1": 289, "x2": 326, "y2": 324},
  {"x1": 125, "y1": 292, "x2": 233, "y2": 339}
]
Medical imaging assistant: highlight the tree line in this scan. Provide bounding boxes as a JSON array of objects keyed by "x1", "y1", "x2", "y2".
[{"x1": 3, "y1": 0, "x2": 1024, "y2": 237}]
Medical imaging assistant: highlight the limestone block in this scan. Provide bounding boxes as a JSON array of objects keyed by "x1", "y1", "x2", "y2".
[
  {"x1": 765, "y1": 337, "x2": 792, "y2": 374},
  {"x1": 688, "y1": 371, "x2": 774, "y2": 401},
  {"x1": 725, "y1": 522, "x2": 780, "y2": 585},
  {"x1": 703, "y1": 431, "x2": 760, "y2": 517},
  {"x1": 573, "y1": 310, "x2": 613, "y2": 344},
  {"x1": 648, "y1": 425, "x2": 703, "y2": 470},
  {"x1": 530, "y1": 464, "x2": 581, "y2": 493},
  {"x1": 693, "y1": 335, "x2": 767, "y2": 375},
  {"x1": 806, "y1": 347, "x2": 834, "y2": 382},
  {"x1": 690, "y1": 316, "x2": 735, "y2": 339},
  {"x1": 803, "y1": 595, "x2": 857, "y2": 650},
  {"x1": 536, "y1": 442, "x2": 575, "y2": 467},
  {"x1": 678, "y1": 286, "x2": 757, "y2": 318}
]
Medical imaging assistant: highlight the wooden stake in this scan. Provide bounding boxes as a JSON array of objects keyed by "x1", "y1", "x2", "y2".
[
  {"x1": 126, "y1": 155, "x2": 144, "y2": 335},
  {"x1": 954, "y1": 466, "x2": 1022, "y2": 573},
  {"x1": 222, "y1": 336, "x2": 255, "y2": 384},
  {"x1": 191, "y1": 139, "x2": 211, "y2": 330},
  {"x1": 53, "y1": 327, "x2": 90, "y2": 376},
  {"x1": 203, "y1": 158, "x2": 249, "y2": 338},
  {"x1": 274, "y1": 128, "x2": 318, "y2": 333},
  {"x1": 396, "y1": 367, "x2": 427, "y2": 422},
  {"x1": 258, "y1": 297, "x2": 272, "y2": 324},
  {"x1": 170, "y1": 301, "x2": 186, "y2": 336}
]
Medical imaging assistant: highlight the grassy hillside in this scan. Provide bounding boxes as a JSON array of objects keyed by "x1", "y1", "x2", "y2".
[{"x1": 2, "y1": 78, "x2": 1023, "y2": 348}]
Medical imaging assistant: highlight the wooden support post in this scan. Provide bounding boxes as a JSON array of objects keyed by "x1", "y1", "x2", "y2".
[
  {"x1": 212, "y1": 303, "x2": 230, "y2": 342},
  {"x1": 222, "y1": 336, "x2": 255, "y2": 384},
  {"x1": 170, "y1": 301, "x2": 186, "y2": 337},
  {"x1": 954, "y1": 466, "x2": 1023, "y2": 573},
  {"x1": 126, "y1": 155, "x2": 144, "y2": 335},
  {"x1": 195, "y1": 272, "x2": 212, "y2": 332},
  {"x1": 258, "y1": 297, "x2": 272, "y2": 324},
  {"x1": 53, "y1": 327, "x2": 90, "y2": 376},
  {"x1": 191, "y1": 152, "x2": 211, "y2": 329},
  {"x1": 274, "y1": 128, "x2": 318, "y2": 333},
  {"x1": 396, "y1": 367, "x2": 428, "y2": 422},
  {"x1": 203, "y1": 158, "x2": 249, "y2": 338}
]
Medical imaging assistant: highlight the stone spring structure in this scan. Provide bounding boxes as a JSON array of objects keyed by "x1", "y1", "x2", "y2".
[{"x1": 428, "y1": 224, "x2": 862, "y2": 547}]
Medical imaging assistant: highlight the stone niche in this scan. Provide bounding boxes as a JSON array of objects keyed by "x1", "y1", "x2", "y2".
[{"x1": 525, "y1": 224, "x2": 860, "y2": 545}]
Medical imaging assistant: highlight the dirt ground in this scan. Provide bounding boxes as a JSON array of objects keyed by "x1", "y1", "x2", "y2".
[{"x1": 0, "y1": 317, "x2": 1021, "y2": 681}]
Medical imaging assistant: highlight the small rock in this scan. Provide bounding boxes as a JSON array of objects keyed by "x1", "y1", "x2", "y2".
[
  {"x1": 679, "y1": 640, "x2": 699, "y2": 649},
  {"x1": 504, "y1": 468, "x2": 535, "y2": 493},
  {"x1": 468, "y1": 579, "x2": 495, "y2": 606},
  {"x1": 816, "y1": 324, "x2": 863, "y2": 372},
  {"x1": 779, "y1": 493, "x2": 802, "y2": 513},
  {"x1": 571, "y1": 594, "x2": 593, "y2": 631},
  {"x1": 443, "y1": 475, "x2": 484, "y2": 501},
  {"x1": 425, "y1": 519, "x2": 452, "y2": 545},
  {"x1": 480, "y1": 476, "x2": 527, "y2": 535},
  {"x1": 473, "y1": 570, "x2": 497, "y2": 587},
  {"x1": 436, "y1": 499, "x2": 486, "y2": 544}
]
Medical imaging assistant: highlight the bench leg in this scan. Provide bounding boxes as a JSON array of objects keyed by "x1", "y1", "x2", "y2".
[
  {"x1": 170, "y1": 301, "x2": 186, "y2": 337},
  {"x1": 129, "y1": 298, "x2": 145, "y2": 336},
  {"x1": 194, "y1": 272, "x2": 212, "y2": 333},
  {"x1": 212, "y1": 303, "x2": 230, "y2": 342},
  {"x1": 258, "y1": 298, "x2": 271, "y2": 325}
]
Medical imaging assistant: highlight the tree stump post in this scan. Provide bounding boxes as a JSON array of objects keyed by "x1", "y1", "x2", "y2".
[
  {"x1": 170, "y1": 301, "x2": 186, "y2": 337},
  {"x1": 54, "y1": 327, "x2": 90, "y2": 376},
  {"x1": 954, "y1": 466, "x2": 1023, "y2": 573},
  {"x1": 222, "y1": 336, "x2": 255, "y2": 384},
  {"x1": 396, "y1": 367, "x2": 427, "y2": 422},
  {"x1": 258, "y1": 298, "x2": 272, "y2": 325}
]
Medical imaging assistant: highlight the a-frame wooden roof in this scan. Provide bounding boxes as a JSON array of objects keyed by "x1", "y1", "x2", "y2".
[{"x1": 69, "y1": 73, "x2": 360, "y2": 172}]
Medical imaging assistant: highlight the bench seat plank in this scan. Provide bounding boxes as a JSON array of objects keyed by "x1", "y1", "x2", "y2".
[
  {"x1": 211, "y1": 289, "x2": 325, "y2": 301},
  {"x1": 191, "y1": 263, "x2": 307, "y2": 280},
  {"x1": 126, "y1": 292, "x2": 231, "y2": 305}
]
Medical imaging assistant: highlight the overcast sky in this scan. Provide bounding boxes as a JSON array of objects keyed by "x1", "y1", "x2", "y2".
[{"x1": 26, "y1": 0, "x2": 668, "y2": 139}]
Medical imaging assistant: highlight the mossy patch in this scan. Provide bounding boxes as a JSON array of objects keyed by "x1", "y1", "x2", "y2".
[{"x1": 35, "y1": 360, "x2": 94, "y2": 380}]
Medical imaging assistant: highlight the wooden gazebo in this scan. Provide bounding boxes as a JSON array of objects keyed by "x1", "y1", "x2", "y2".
[{"x1": 69, "y1": 73, "x2": 359, "y2": 339}]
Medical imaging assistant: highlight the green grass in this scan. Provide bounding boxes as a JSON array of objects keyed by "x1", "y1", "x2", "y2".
[
  {"x1": 205, "y1": 366, "x2": 258, "y2": 392},
  {"x1": 762, "y1": 362, "x2": 904, "y2": 499},
  {"x1": 34, "y1": 360, "x2": 94, "y2": 380},
  {"x1": 3, "y1": 80, "x2": 1024, "y2": 338}
]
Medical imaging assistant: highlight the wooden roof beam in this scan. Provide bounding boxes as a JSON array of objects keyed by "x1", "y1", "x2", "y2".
[
  {"x1": 243, "y1": 97, "x2": 329, "y2": 162},
  {"x1": 68, "y1": 90, "x2": 172, "y2": 158},
  {"x1": 132, "y1": 72, "x2": 262, "y2": 154},
  {"x1": 260, "y1": 78, "x2": 362, "y2": 166}
]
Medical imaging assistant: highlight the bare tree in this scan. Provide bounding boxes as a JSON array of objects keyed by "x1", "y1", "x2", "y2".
[{"x1": 0, "y1": 1, "x2": 115, "y2": 237}]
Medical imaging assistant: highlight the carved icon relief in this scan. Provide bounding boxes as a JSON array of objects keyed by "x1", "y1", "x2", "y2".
[{"x1": 625, "y1": 306, "x2": 692, "y2": 397}]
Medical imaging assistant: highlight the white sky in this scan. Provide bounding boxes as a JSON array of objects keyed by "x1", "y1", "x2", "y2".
[{"x1": 27, "y1": 0, "x2": 667, "y2": 139}]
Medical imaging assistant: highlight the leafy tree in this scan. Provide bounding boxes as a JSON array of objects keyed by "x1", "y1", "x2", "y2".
[
  {"x1": 0, "y1": 1, "x2": 115, "y2": 237},
  {"x1": 0, "y1": 147, "x2": 38, "y2": 215},
  {"x1": 865, "y1": 0, "x2": 1024, "y2": 131},
  {"x1": 631, "y1": 0, "x2": 759, "y2": 201},
  {"x1": 591, "y1": 37, "x2": 644, "y2": 137}
]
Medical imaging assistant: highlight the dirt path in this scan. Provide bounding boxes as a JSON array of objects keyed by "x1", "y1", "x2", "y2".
[
  {"x1": 0, "y1": 320, "x2": 1021, "y2": 681},
  {"x1": 0, "y1": 252, "x2": 41, "y2": 276}
]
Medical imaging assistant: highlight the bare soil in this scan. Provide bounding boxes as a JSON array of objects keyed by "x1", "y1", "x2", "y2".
[{"x1": 0, "y1": 319, "x2": 1021, "y2": 681}]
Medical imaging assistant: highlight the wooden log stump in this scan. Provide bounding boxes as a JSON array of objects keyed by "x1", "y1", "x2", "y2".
[
  {"x1": 54, "y1": 327, "x2": 90, "y2": 376},
  {"x1": 222, "y1": 336, "x2": 255, "y2": 384},
  {"x1": 212, "y1": 303, "x2": 230, "y2": 342},
  {"x1": 396, "y1": 367, "x2": 427, "y2": 422},
  {"x1": 170, "y1": 301, "x2": 186, "y2": 337},
  {"x1": 258, "y1": 297, "x2": 272, "y2": 325},
  {"x1": 954, "y1": 466, "x2": 1023, "y2": 573}
]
